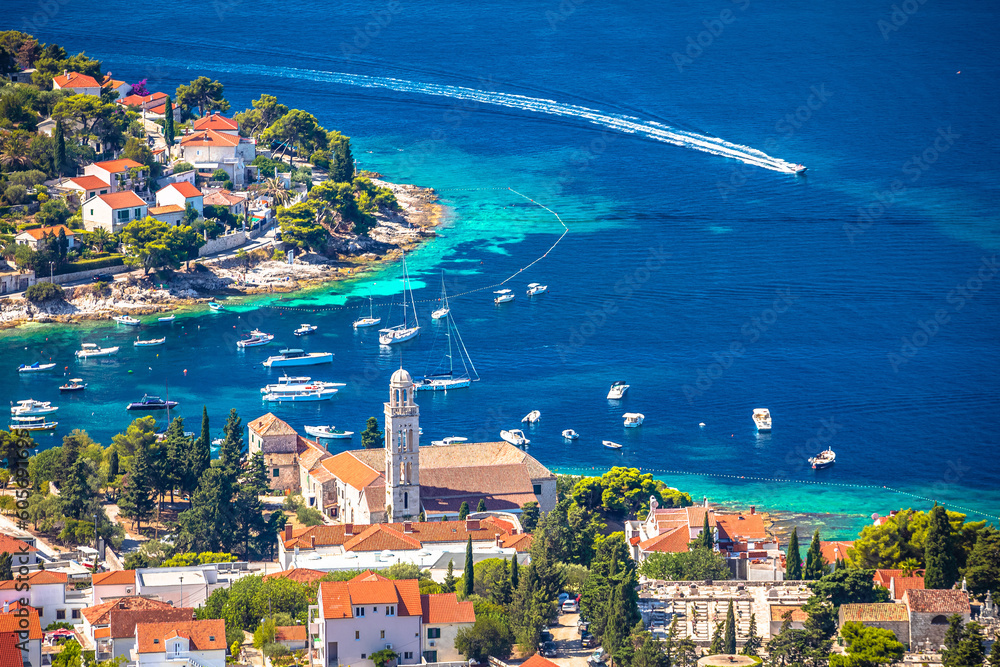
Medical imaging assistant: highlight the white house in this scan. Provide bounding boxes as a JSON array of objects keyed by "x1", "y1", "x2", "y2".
[
  {"x1": 61, "y1": 175, "x2": 111, "y2": 201},
  {"x1": 118, "y1": 92, "x2": 180, "y2": 121},
  {"x1": 0, "y1": 533, "x2": 39, "y2": 566},
  {"x1": 178, "y1": 130, "x2": 256, "y2": 187},
  {"x1": 311, "y1": 572, "x2": 423, "y2": 667},
  {"x1": 14, "y1": 225, "x2": 76, "y2": 251},
  {"x1": 420, "y1": 594, "x2": 475, "y2": 663},
  {"x1": 0, "y1": 570, "x2": 89, "y2": 627},
  {"x1": 192, "y1": 114, "x2": 239, "y2": 135},
  {"x1": 52, "y1": 71, "x2": 102, "y2": 96},
  {"x1": 134, "y1": 563, "x2": 254, "y2": 609},
  {"x1": 82, "y1": 191, "x2": 148, "y2": 233},
  {"x1": 102, "y1": 75, "x2": 132, "y2": 100},
  {"x1": 92, "y1": 570, "x2": 138, "y2": 605},
  {"x1": 93, "y1": 607, "x2": 195, "y2": 665},
  {"x1": 273, "y1": 625, "x2": 308, "y2": 652},
  {"x1": 156, "y1": 182, "x2": 203, "y2": 216},
  {"x1": 84, "y1": 159, "x2": 144, "y2": 193},
  {"x1": 203, "y1": 189, "x2": 248, "y2": 218},
  {"x1": 133, "y1": 620, "x2": 227, "y2": 667},
  {"x1": 0, "y1": 603, "x2": 42, "y2": 667},
  {"x1": 81, "y1": 596, "x2": 176, "y2": 644},
  {"x1": 147, "y1": 205, "x2": 185, "y2": 226}
]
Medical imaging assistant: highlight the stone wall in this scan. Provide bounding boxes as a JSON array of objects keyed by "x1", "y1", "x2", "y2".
[
  {"x1": 47, "y1": 264, "x2": 130, "y2": 285},
  {"x1": 909, "y1": 610, "x2": 968, "y2": 650},
  {"x1": 198, "y1": 230, "x2": 247, "y2": 257}
]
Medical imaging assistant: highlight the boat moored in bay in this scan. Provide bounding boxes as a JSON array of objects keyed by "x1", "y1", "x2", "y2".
[
  {"x1": 262, "y1": 349, "x2": 334, "y2": 367},
  {"x1": 126, "y1": 395, "x2": 178, "y2": 411}
]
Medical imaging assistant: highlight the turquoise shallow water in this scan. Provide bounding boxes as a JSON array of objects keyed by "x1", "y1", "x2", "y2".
[{"x1": 3, "y1": 0, "x2": 999, "y2": 538}]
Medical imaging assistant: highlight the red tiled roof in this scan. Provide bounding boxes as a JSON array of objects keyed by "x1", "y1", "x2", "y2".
[
  {"x1": 771, "y1": 605, "x2": 808, "y2": 622},
  {"x1": 102, "y1": 76, "x2": 127, "y2": 89},
  {"x1": 0, "y1": 569, "x2": 65, "y2": 590},
  {"x1": 193, "y1": 115, "x2": 239, "y2": 131},
  {"x1": 421, "y1": 593, "x2": 475, "y2": 624},
  {"x1": 94, "y1": 191, "x2": 146, "y2": 209},
  {"x1": 903, "y1": 589, "x2": 970, "y2": 614},
  {"x1": 204, "y1": 190, "x2": 247, "y2": 207},
  {"x1": 840, "y1": 603, "x2": 909, "y2": 622},
  {"x1": 284, "y1": 519, "x2": 511, "y2": 551},
  {"x1": 500, "y1": 532, "x2": 534, "y2": 552},
  {"x1": 248, "y1": 413, "x2": 296, "y2": 437},
  {"x1": 715, "y1": 512, "x2": 767, "y2": 542},
  {"x1": 820, "y1": 541, "x2": 854, "y2": 565},
  {"x1": 273, "y1": 626, "x2": 307, "y2": 642},
  {"x1": 890, "y1": 577, "x2": 925, "y2": 600},
  {"x1": 351, "y1": 570, "x2": 389, "y2": 582},
  {"x1": 179, "y1": 129, "x2": 240, "y2": 147},
  {"x1": 15, "y1": 225, "x2": 74, "y2": 241},
  {"x1": 343, "y1": 524, "x2": 423, "y2": 552},
  {"x1": 638, "y1": 526, "x2": 690, "y2": 554},
  {"x1": 262, "y1": 568, "x2": 326, "y2": 584},
  {"x1": 136, "y1": 620, "x2": 226, "y2": 653},
  {"x1": 109, "y1": 608, "x2": 194, "y2": 639},
  {"x1": 118, "y1": 92, "x2": 167, "y2": 107},
  {"x1": 93, "y1": 570, "x2": 136, "y2": 586},
  {"x1": 321, "y1": 451, "x2": 381, "y2": 491},
  {"x1": 0, "y1": 608, "x2": 42, "y2": 640},
  {"x1": 92, "y1": 159, "x2": 143, "y2": 174},
  {"x1": 0, "y1": 632, "x2": 23, "y2": 667},
  {"x1": 148, "y1": 205, "x2": 185, "y2": 215},
  {"x1": 67, "y1": 176, "x2": 109, "y2": 190},
  {"x1": 82, "y1": 596, "x2": 173, "y2": 625},
  {"x1": 319, "y1": 579, "x2": 421, "y2": 619},
  {"x1": 159, "y1": 181, "x2": 202, "y2": 198},
  {"x1": 53, "y1": 72, "x2": 100, "y2": 89},
  {"x1": 0, "y1": 535, "x2": 37, "y2": 554},
  {"x1": 521, "y1": 655, "x2": 561, "y2": 667}
]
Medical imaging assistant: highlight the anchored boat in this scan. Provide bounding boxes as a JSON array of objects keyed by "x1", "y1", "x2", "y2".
[
  {"x1": 76, "y1": 344, "x2": 119, "y2": 359},
  {"x1": 522, "y1": 410, "x2": 541, "y2": 424},
  {"x1": 293, "y1": 324, "x2": 318, "y2": 336},
  {"x1": 59, "y1": 379, "x2": 87, "y2": 392},
  {"x1": 11, "y1": 399, "x2": 58, "y2": 415},
  {"x1": 603, "y1": 440, "x2": 623, "y2": 449},
  {"x1": 237, "y1": 330, "x2": 274, "y2": 348},
  {"x1": 500, "y1": 429, "x2": 530, "y2": 446},
  {"x1": 126, "y1": 395, "x2": 178, "y2": 411},
  {"x1": 262, "y1": 349, "x2": 334, "y2": 367},
  {"x1": 353, "y1": 292, "x2": 382, "y2": 329},
  {"x1": 414, "y1": 302, "x2": 480, "y2": 392},
  {"x1": 134, "y1": 337, "x2": 166, "y2": 347},
  {"x1": 379, "y1": 257, "x2": 420, "y2": 345},
  {"x1": 562, "y1": 429, "x2": 580, "y2": 440},
  {"x1": 113, "y1": 315, "x2": 140, "y2": 326},
  {"x1": 526, "y1": 282, "x2": 548, "y2": 296},
  {"x1": 607, "y1": 381, "x2": 629, "y2": 400},
  {"x1": 493, "y1": 289, "x2": 514, "y2": 304},
  {"x1": 18, "y1": 362, "x2": 56, "y2": 373},
  {"x1": 623, "y1": 412, "x2": 644, "y2": 428},
  {"x1": 431, "y1": 272, "x2": 451, "y2": 320},
  {"x1": 9, "y1": 414, "x2": 58, "y2": 431},
  {"x1": 752, "y1": 408, "x2": 772, "y2": 431},
  {"x1": 304, "y1": 425, "x2": 353, "y2": 439},
  {"x1": 809, "y1": 448, "x2": 836, "y2": 469}
]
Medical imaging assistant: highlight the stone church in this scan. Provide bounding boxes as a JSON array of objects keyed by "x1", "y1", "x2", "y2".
[{"x1": 249, "y1": 368, "x2": 557, "y2": 523}]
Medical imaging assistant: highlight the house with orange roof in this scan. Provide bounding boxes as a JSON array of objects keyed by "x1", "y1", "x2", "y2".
[
  {"x1": 819, "y1": 540, "x2": 854, "y2": 570},
  {"x1": 91, "y1": 570, "x2": 137, "y2": 605},
  {"x1": 0, "y1": 603, "x2": 42, "y2": 667},
  {"x1": 60, "y1": 175, "x2": 111, "y2": 201},
  {"x1": 178, "y1": 128, "x2": 256, "y2": 187},
  {"x1": 0, "y1": 534, "x2": 39, "y2": 566},
  {"x1": 133, "y1": 619, "x2": 226, "y2": 667},
  {"x1": 0, "y1": 570, "x2": 88, "y2": 628},
  {"x1": 203, "y1": 189, "x2": 249, "y2": 217},
  {"x1": 156, "y1": 182, "x2": 203, "y2": 216},
  {"x1": 248, "y1": 413, "x2": 302, "y2": 493},
  {"x1": 101, "y1": 74, "x2": 132, "y2": 100},
  {"x1": 52, "y1": 71, "x2": 101, "y2": 96},
  {"x1": 84, "y1": 159, "x2": 145, "y2": 193},
  {"x1": 873, "y1": 569, "x2": 925, "y2": 600},
  {"x1": 82, "y1": 191, "x2": 148, "y2": 233},
  {"x1": 420, "y1": 593, "x2": 475, "y2": 662},
  {"x1": 80, "y1": 596, "x2": 177, "y2": 639},
  {"x1": 272, "y1": 625, "x2": 308, "y2": 651},
  {"x1": 192, "y1": 114, "x2": 239, "y2": 135},
  {"x1": 14, "y1": 225, "x2": 76, "y2": 252},
  {"x1": 93, "y1": 606, "x2": 194, "y2": 664}
]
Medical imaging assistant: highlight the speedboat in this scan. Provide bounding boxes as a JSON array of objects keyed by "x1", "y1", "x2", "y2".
[
  {"x1": 158, "y1": 314, "x2": 176, "y2": 323},
  {"x1": 237, "y1": 330, "x2": 274, "y2": 348},
  {"x1": 790, "y1": 164, "x2": 807, "y2": 174},
  {"x1": 262, "y1": 388, "x2": 338, "y2": 402},
  {"x1": 522, "y1": 410, "x2": 541, "y2": 424},
  {"x1": 208, "y1": 302, "x2": 224, "y2": 311},
  {"x1": 494, "y1": 289, "x2": 514, "y2": 304},
  {"x1": 59, "y1": 379, "x2": 87, "y2": 392},
  {"x1": 500, "y1": 429, "x2": 530, "y2": 446},
  {"x1": 9, "y1": 415, "x2": 58, "y2": 431},
  {"x1": 304, "y1": 425, "x2": 353, "y2": 439},
  {"x1": 113, "y1": 315, "x2": 140, "y2": 326},
  {"x1": 603, "y1": 440, "x2": 623, "y2": 450},
  {"x1": 562, "y1": 429, "x2": 580, "y2": 440},
  {"x1": 526, "y1": 283, "x2": 548, "y2": 296},
  {"x1": 354, "y1": 294, "x2": 381, "y2": 328},
  {"x1": 809, "y1": 448, "x2": 836, "y2": 469},
  {"x1": 752, "y1": 408, "x2": 772, "y2": 431},
  {"x1": 18, "y1": 362, "x2": 56, "y2": 373},
  {"x1": 430, "y1": 436, "x2": 469, "y2": 446},
  {"x1": 623, "y1": 413, "x2": 644, "y2": 428},
  {"x1": 262, "y1": 349, "x2": 334, "y2": 367},
  {"x1": 76, "y1": 344, "x2": 119, "y2": 358},
  {"x1": 607, "y1": 381, "x2": 629, "y2": 400},
  {"x1": 294, "y1": 324, "x2": 318, "y2": 336},
  {"x1": 126, "y1": 395, "x2": 178, "y2": 411},
  {"x1": 260, "y1": 377, "x2": 345, "y2": 394},
  {"x1": 11, "y1": 399, "x2": 58, "y2": 415},
  {"x1": 431, "y1": 306, "x2": 450, "y2": 320},
  {"x1": 134, "y1": 337, "x2": 166, "y2": 347}
]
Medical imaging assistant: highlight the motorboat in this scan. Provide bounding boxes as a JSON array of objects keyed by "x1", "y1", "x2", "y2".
[
  {"x1": 59, "y1": 379, "x2": 87, "y2": 392},
  {"x1": 494, "y1": 289, "x2": 514, "y2": 304},
  {"x1": 18, "y1": 362, "x2": 56, "y2": 373},
  {"x1": 809, "y1": 448, "x2": 836, "y2": 469},
  {"x1": 603, "y1": 440, "x2": 623, "y2": 449},
  {"x1": 260, "y1": 377, "x2": 345, "y2": 394},
  {"x1": 126, "y1": 395, "x2": 178, "y2": 411},
  {"x1": 526, "y1": 283, "x2": 548, "y2": 296},
  {"x1": 158, "y1": 314, "x2": 176, "y2": 323},
  {"x1": 262, "y1": 388, "x2": 338, "y2": 402},
  {"x1": 752, "y1": 408, "x2": 772, "y2": 431},
  {"x1": 379, "y1": 258, "x2": 420, "y2": 345},
  {"x1": 75, "y1": 344, "x2": 119, "y2": 358},
  {"x1": 9, "y1": 415, "x2": 57, "y2": 431},
  {"x1": 304, "y1": 425, "x2": 353, "y2": 439},
  {"x1": 562, "y1": 429, "x2": 580, "y2": 440},
  {"x1": 790, "y1": 164, "x2": 807, "y2": 174},
  {"x1": 134, "y1": 337, "x2": 166, "y2": 347},
  {"x1": 354, "y1": 293, "x2": 381, "y2": 328},
  {"x1": 522, "y1": 410, "x2": 541, "y2": 424},
  {"x1": 414, "y1": 305, "x2": 480, "y2": 392},
  {"x1": 500, "y1": 429, "x2": 530, "y2": 446},
  {"x1": 623, "y1": 413, "x2": 645, "y2": 428},
  {"x1": 431, "y1": 271, "x2": 450, "y2": 320},
  {"x1": 11, "y1": 399, "x2": 58, "y2": 415},
  {"x1": 237, "y1": 330, "x2": 274, "y2": 348},
  {"x1": 430, "y1": 436, "x2": 469, "y2": 446},
  {"x1": 208, "y1": 302, "x2": 224, "y2": 311},
  {"x1": 294, "y1": 324, "x2": 318, "y2": 336},
  {"x1": 113, "y1": 315, "x2": 140, "y2": 326},
  {"x1": 262, "y1": 349, "x2": 334, "y2": 367},
  {"x1": 607, "y1": 381, "x2": 629, "y2": 400}
]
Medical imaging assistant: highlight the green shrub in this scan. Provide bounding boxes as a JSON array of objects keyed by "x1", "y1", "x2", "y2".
[
  {"x1": 173, "y1": 161, "x2": 195, "y2": 173},
  {"x1": 25, "y1": 282, "x2": 65, "y2": 302},
  {"x1": 5, "y1": 184, "x2": 27, "y2": 205},
  {"x1": 211, "y1": 169, "x2": 229, "y2": 182},
  {"x1": 54, "y1": 254, "x2": 124, "y2": 276},
  {"x1": 272, "y1": 249, "x2": 286, "y2": 262}
]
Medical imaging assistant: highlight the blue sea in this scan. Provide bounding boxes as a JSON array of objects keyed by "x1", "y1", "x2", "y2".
[{"x1": 3, "y1": 0, "x2": 999, "y2": 537}]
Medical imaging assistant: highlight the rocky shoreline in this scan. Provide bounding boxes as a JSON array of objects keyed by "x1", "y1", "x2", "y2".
[{"x1": 0, "y1": 179, "x2": 444, "y2": 329}]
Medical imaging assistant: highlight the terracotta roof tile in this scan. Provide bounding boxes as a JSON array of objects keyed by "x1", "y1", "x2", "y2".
[
  {"x1": 500, "y1": 532, "x2": 534, "y2": 552},
  {"x1": 0, "y1": 608, "x2": 42, "y2": 640},
  {"x1": 521, "y1": 655, "x2": 561, "y2": 667},
  {"x1": 92, "y1": 159, "x2": 143, "y2": 173},
  {"x1": 159, "y1": 181, "x2": 202, "y2": 198},
  {"x1": 102, "y1": 77, "x2": 127, "y2": 89},
  {"x1": 94, "y1": 191, "x2": 146, "y2": 209},
  {"x1": 351, "y1": 570, "x2": 389, "y2": 582},
  {"x1": 319, "y1": 579, "x2": 421, "y2": 619},
  {"x1": 93, "y1": 570, "x2": 136, "y2": 586},
  {"x1": 249, "y1": 413, "x2": 297, "y2": 437},
  {"x1": 820, "y1": 541, "x2": 854, "y2": 565},
  {"x1": 343, "y1": 524, "x2": 423, "y2": 552},
  {"x1": 889, "y1": 577, "x2": 925, "y2": 600},
  {"x1": 421, "y1": 593, "x2": 475, "y2": 624},
  {"x1": 204, "y1": 190, "x2": 247, "y2": 207},
  {"x1": 903, "y1": 589, "x2": 970, "y2": 614},
  {"x1": 638, "y1": 526, "x2": 690, "y2": 554},
  {"x1": 82, "y1": 596, "x2": 173, "y2": 625},
  {"x1": 118, "y1": 92, "x2": 167, "y2": 107},
  {"x1": 284, "y1": 519, "x2": 511, "y2": 551},
  {"x1": 179, "y1": 129, "x2": 240, "y2": 148},
  {"x1": 840, "y1": 603, "x2": 909, "y2": 622},
  {"x1": 149, "y1": 205, "x2": 185, "y2": 215},
  {"x1": 109, "y1": 608, "x2": 194, "y2": 639},
  {"x1": 0, "y1": 633, "x2": 23, "y2": 667},
  {"x1": 771, "y1": 605, "x2": 809, "y2": 622},
  {"x1": 136, "y1": 620, "x2": 226, "y2": 653},
  {"x1": 193, "y1": 115, "x2": 239, "y2": 131},
  {"x1": 0, "y1": 570, "x2": 66, "y2": 590},
  {"x1": 715, "y1": 512, "x2": 767, "y2": 541},
  {"x1": 66, "y1": 176, "x2": 109, "y2": 190},
  {"x1": 53, "y1": 72, "x2": 100, "y2": 89},
  {"x1": 0, "y1": 535, "x2": 37, "y2": 553},
  {"x1": 263, "y1": 568, "x2": 327, "y2": 584},
  {"x1": 321, "y1": 451, "x2": 381, "y2": 491},
  {"x1": 273, "y1": 626, "x2": 307, "y2": 642}
]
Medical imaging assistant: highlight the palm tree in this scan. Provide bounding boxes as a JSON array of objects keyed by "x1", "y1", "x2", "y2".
[
  {"x1": 89, "y1": 228, "x2": 114, "y2": 253},
  {"x1": 250, "y1": 177, "x2": 291, "y2": 215},
  {"x1": 0, "y1": 133, "x2": 32, "y2": 170},
  {"x1": 899, "y1": 558, "x2": 922, "y2": 577}
]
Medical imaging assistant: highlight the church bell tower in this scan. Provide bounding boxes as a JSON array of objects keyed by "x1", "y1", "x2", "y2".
[{"x1": 384, "y1": 368, "x2": 420, "y2": 521}]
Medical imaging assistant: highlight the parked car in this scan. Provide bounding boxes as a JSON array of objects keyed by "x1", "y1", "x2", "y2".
[
  {"x1": 540, "y1": 631, "x2": 554, "y2": 644},
  {"x1": 540, "y1": 642, "x2": 558, "y2": 658},
  {"x1": 582, "y1": 632, "x2": 597, "y2": 648},
  {"x1": 587, "y1": 648, "x2": 608, "y2": 665},
  {"x1": 92, "y1": 273, "x2": 114, "y2": 282},
  {"x1": 562, "y1": 600, "x2": 579, "y2": 613},
  {"x1": 559, "y1": 592, "x2": 571, "y2": 604},
  {"x1": 578, "y1": 621, "x2": 590, "y2": 635}
]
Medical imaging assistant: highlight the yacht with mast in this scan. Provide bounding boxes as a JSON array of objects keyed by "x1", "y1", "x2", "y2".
[
  {"x1": 353, "y1": 291, "x2": 381, "y2": 329},
  {"x1": 414, "y1": 305, "x2": 480, "y2": 391},
  {"x1": 431, "y1": 272, "x2": 451, "y2": 320},
  {"x1": 379, "y1": 257, "x2": 421, "y2": 345}
]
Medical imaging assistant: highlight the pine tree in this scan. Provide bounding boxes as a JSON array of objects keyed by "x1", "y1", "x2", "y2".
[
  {"x1": 510, "y1": 553, "x2": 519, "y2": 589},
  {"x1": 332, "y1": 139, "x2": 354, "y2": 183},
  {"x1": 443, "y1": 559, "x2": 456, "y2": 593},
  {"x1": 235, "y1": 452, "x2": 271, "y2": 560},
  {"x1": 463, "y1": 536, "x2": 474, "y2": 597},
  {"x1": 804, "y1": 529, "x2": 826, "y2": 579},
  {"x1": 477, "y1": 498, "x2": 487, "y2": 513},
  {"x1": 361, "y1": 417, "x2": 384, "y2": 449},
  {"x1": 189, "y1": 406, "x2": 211, "y2": 491},
  {"x1": 163, "y1": 417, "x2": 190, "y2": 503},
  {"x1": 176, "y1": 466, "x2": 236, "y2": 553},
  {"x1": 219, "y1": 408, "x2": 244, "y2": 481},
  {"x1": 786, "y1": 528, "x2": 802, "y2": 580},
  {"x1": 490, "y1": 558, "x2": 514, "y2": 606},
  {"x1": 0, "y1": 553, "x2": 12, "y2": 581},
  {"x1": 54, "y1": 120, "x2": 66, "y2": 176},
  {"x1": 741, "y1": 613, "x2": 760, "y2": 656},
  {"x1": 925, "y1": 504, "x2": 958, "y2": 589},
  {"x1": 164, "y1": 97, "x2": 175, "y2": 146},
  {"x1": 459, "y1": 501, "x2": 470, "y2": 520},
  {"x1": 700, "y1": 510, "x2": 713, "y2": 548},
  {"x1": 988, "y1": 635, "x2": 1000, "y2": 667},
  {"x1": 724, "y1": 600, "x2": 737, "y2": 654},
  {"x1": 61, "y1": 458, "x2": 93, "y2": 520},
  {"x1": 108, "y1": 447, "x2": 119, "y2": 479},
  {"x1": 119, "y1": 441, "x2": 156, "y2": 532}
]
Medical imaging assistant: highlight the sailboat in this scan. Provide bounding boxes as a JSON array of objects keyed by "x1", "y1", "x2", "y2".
[
  {"x1": 353, "y1": 291, "x2": 381, "y2": 329},
  {"x1": 431, "y1": 272, "x2": 450, "y2": 320},
  {"x1": 379, "y1": 257, "x2": 421, "y2": 345},
  {"x1": 414, "y1": 305, "x2": 480, "y2": 391}
]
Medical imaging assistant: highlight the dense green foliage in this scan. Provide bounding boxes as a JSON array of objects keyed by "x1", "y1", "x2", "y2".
[
  {"x1": 786, "y1": 527, "x2": 802, "y2": 580},
  {"x1": 804, "y1": 529, "x2": 827, "y2": 580},
  {"x1": 924, "y1": 504, "x2": 959, "y2": 589},
  {"x1": 849, "y1": 507, "x2": 986, "y2": 571},
  {"x1": 119, "y1": 216, "x2": 204, "y2": 273},
  {"x1": 809, "y1": 568, "x2": 890, "y2": 608},
  {"x1": 638, "y1": 547, "x2": 731, "y2": 581},
  {"x1": 175, "y1": 77, "x2": 229, "y2": 117},
  {"x1": 24, "y1": 281, "x2": 64, "y2": 301},
  {"x1": 963, "y1": 526, "x2": 1000, "y2": 597},
  {"x1": 829, "y1": 622, "x2": 905, "y2": 667},
  {"x1": 942, "y1": 615, "x2": 986, "y2": 667}
]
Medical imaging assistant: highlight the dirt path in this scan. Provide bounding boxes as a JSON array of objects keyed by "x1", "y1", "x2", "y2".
[{"x1": 550, "y1": 613, "x2": 590, "y2": 667}]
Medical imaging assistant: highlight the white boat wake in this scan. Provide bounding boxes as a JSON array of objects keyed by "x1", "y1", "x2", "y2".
[{"x1": 145, "y1": 57, "x2": 801, "y2": 173}]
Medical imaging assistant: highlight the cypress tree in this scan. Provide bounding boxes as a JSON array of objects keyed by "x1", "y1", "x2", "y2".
[
  {"x1": 724, "y1": 600, "x2": 737, "y2": 654},
  {"x1": 164, "y1": 97, "x2": 175, "y2": 146},
  {"x1": 510, "y1": 553, "x2": 519, "y2": 589},
  {"x1": 120, "y1": 441, "x2": 156, "y2": 532},
  {"x1": 708, "y1": 622, "x2": 726, "y2": 655},
  {"x1": 477, "y1": 498, "x2": 487, "y2": 513},
  {"x1": 804, "y1": 529, "x2": 826, "y2": 579},
  {"x1": 108, "y1": 447, "x2": 119, "y2": 479},
  {"x1": 463, "y1": 536, "x2": 474, "y2": 597},
  {"x1": 443, "y1": 559, "x2": 456, "y2": 593},
  {"x1": 925, "y1": 504, "x2": 958, "y2": 589},
  {"x1": 786, "y1": 528, "x2": 802, "y2": 580},
  {"x1": 163, "y1": 417, "x2": 189, "y2": 503},
  {"x1": 189, "y1": 406, "x2": 211, "y2": 487},
  {"x1": 54, "y1": 120, "x2": 66, "y2": 176},
  {"x1": 458, "y1": 501, "x2": 470, "y2": 520},
  {"x1": 219, "y1": 408, "x2": 243, "y2": 481},
  {"x1": 61, "y1": 458, "x2": 93, "y2": 520},
  {"x1": 0, "y1": 553, "x2": 11, "y2": 581},
  {"x1": 700, "y1": 511, "x2": 713, "y2": 548}
]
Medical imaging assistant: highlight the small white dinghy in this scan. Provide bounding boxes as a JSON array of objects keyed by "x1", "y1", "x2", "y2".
[
  {"x1": 158, "y1": 314, "x2": 176, "y2": 322},
  {"x1": 294, "y1": 324, "x2": 318, "y2": 336},
  {"x1": 522, "y1": 410, "x2": 541, "y2": 424},
  {"x1": 603, "y1": 440, "x2": 623, "y2": 449},
  {"x1": 134, "y1": 337, "x2": 166, "y2": 347},
  {"x1": 623, "y1": 413, "x2": 644, "y2": 428},
  {"x1": 113, "y1": 315, "x2": 140, "y2": 326},
  {"x1": 526, "y1": 283, "x2": 548, "y2": 296},
  {"x1": 500, "y1": 429, "x2": 530, "y2": 446},
  {"x1": 562, "y1": 429, "x2": 580, "y2": 440},
  {"x1": 494, "y1": 289, "x2": 514, "y2": 304}
]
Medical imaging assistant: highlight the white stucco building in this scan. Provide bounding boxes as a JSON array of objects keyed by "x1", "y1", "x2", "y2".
[
  {"x1": 133, "y1": 619, "x2": 226, "y2": 667},
  {"x1": 0, "y1": 570, "x2": 89, "y2": 627}
]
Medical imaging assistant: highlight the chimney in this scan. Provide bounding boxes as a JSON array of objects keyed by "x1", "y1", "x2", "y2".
[
  {"x1": 466, "y1": 518, "x2": 480, "y2": 531},
  {"x1": 2, "y1": 601, "x2": 8, "y2": 613},
  {"x1": 63, "y1": 69, "x2": 68, "y2": 77},
  {"x1": 284, "y1": 524, "x2": 293, "y2": 541},
  {"x1": 403, "y1": 521, "x2": 413, "y2": 533},
  {"x1": 310, "y1": 535, "x2": 315, "y2": 548},
  {"x1": 750, "y1": 506, "x2": 756, "y2": 515},
  {"x1": 344, "y1": 523, "x2": 353, "y2": 536},
  {"x1": 704, "y1": 496, "x2": 709, "y2": 508}
]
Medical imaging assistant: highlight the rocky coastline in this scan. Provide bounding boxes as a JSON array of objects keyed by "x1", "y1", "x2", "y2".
[{"x1": 0, "y1": 179, "x2": 444, "y2": 329}]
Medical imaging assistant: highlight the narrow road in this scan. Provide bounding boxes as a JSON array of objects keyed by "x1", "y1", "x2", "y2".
[{"x1": 550, "y1": 613, "x2": 590, "y2": 667}]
